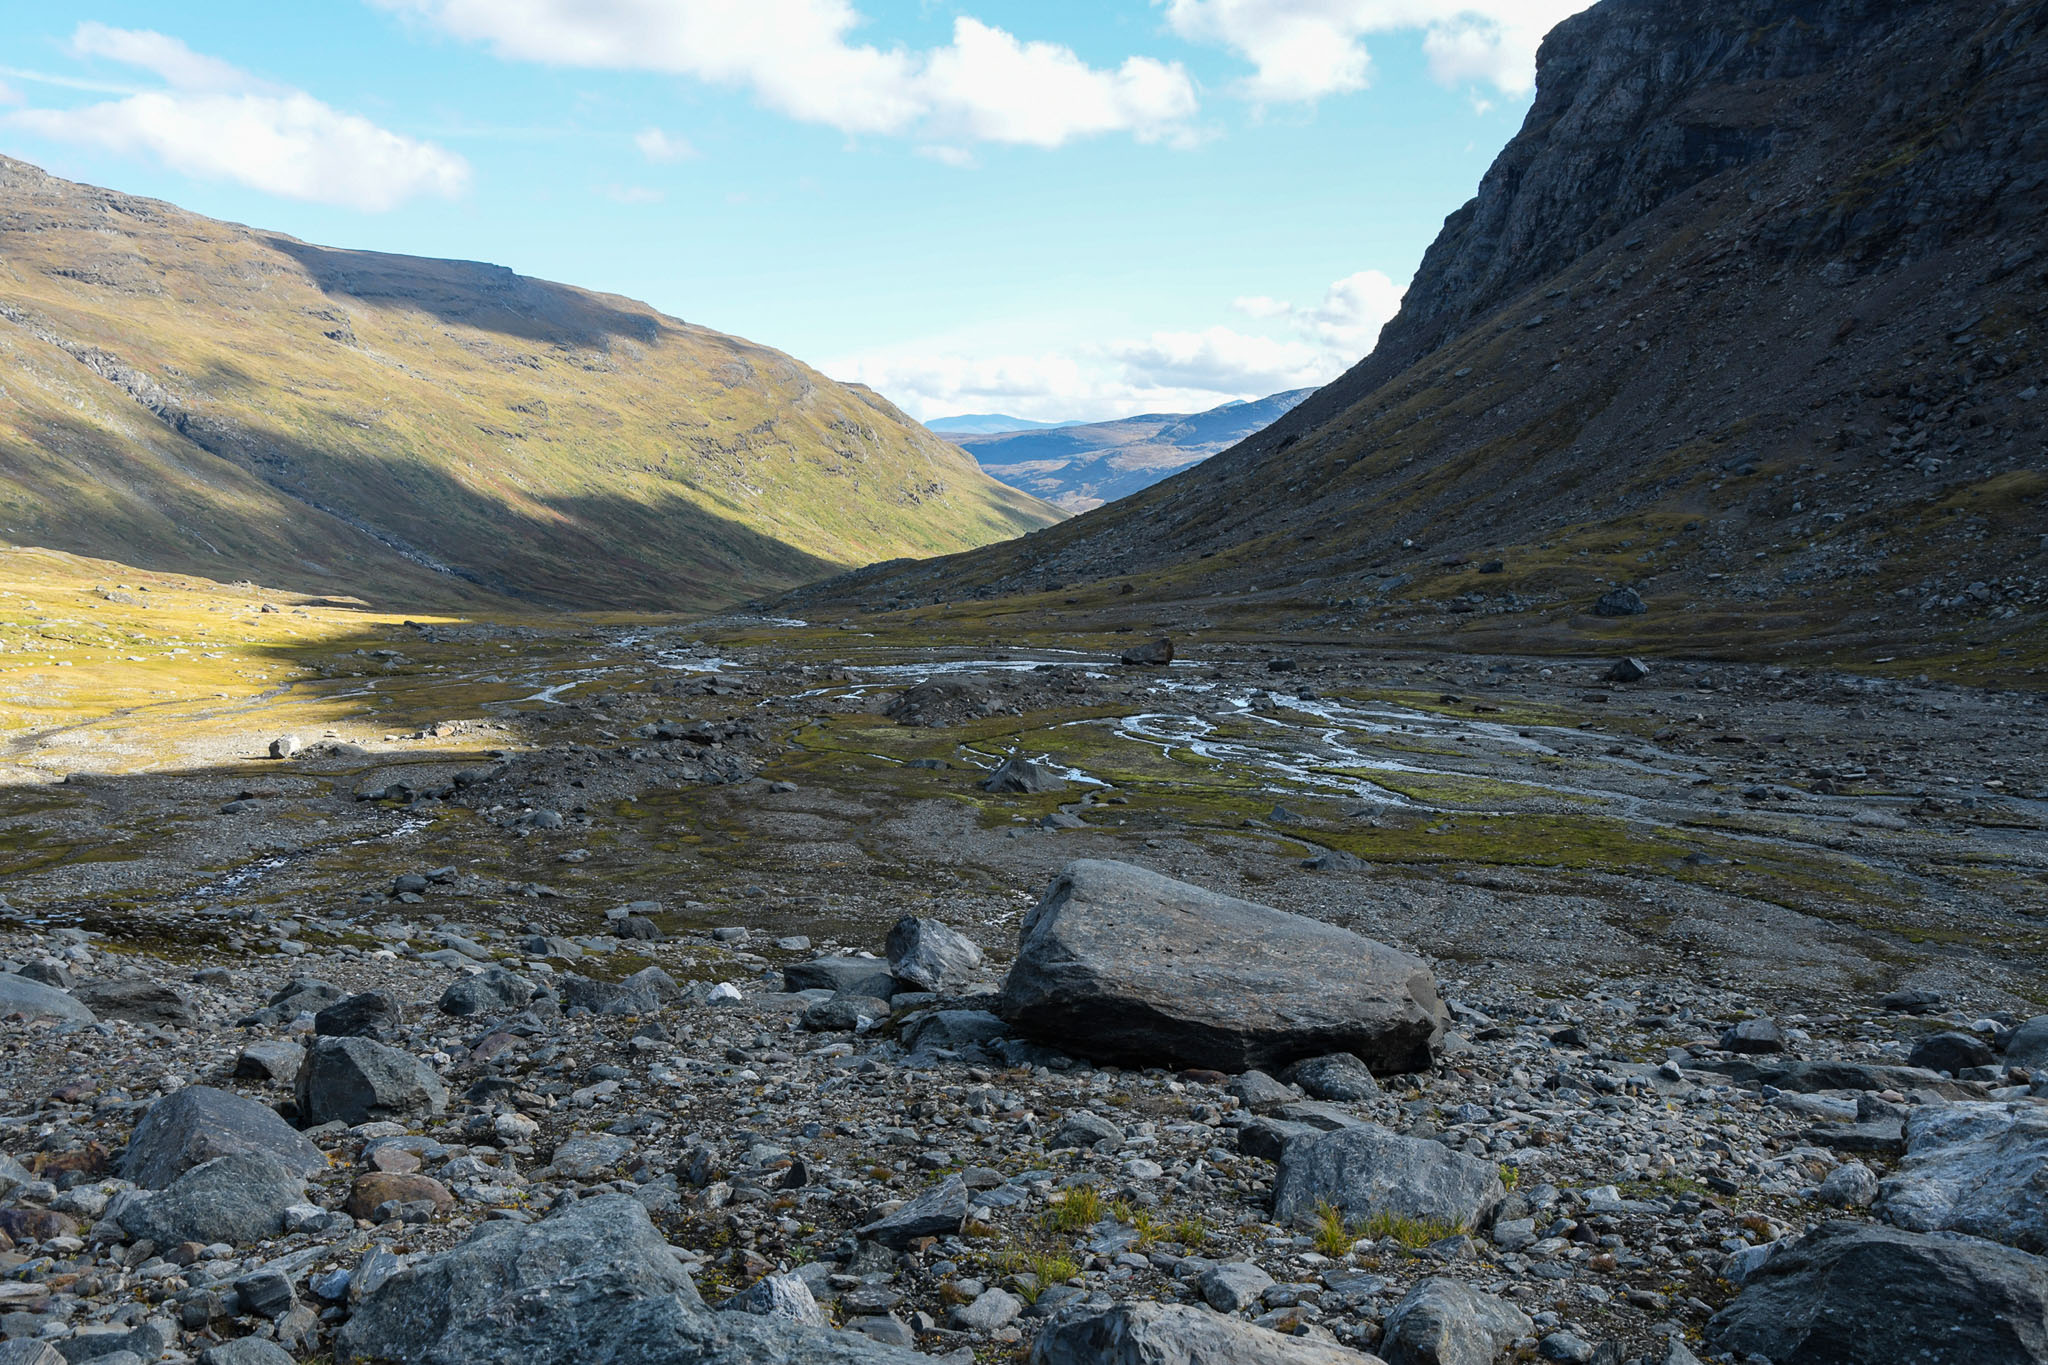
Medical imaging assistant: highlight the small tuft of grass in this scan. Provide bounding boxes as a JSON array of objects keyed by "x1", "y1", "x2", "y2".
[
  {"x1": 1040, "y1": 1185, "x2": 1103, "y2": 1234},
  {"x1": 1170, "y1": 1213, "x2": 1208, "y2": 1247},
  {"x1": 1312, "y1": 1200, "x2": 1357, "y2": 1257},
  {"x1": 1361, "y1": 1211, "x2": 1462, "y2": 1248}
]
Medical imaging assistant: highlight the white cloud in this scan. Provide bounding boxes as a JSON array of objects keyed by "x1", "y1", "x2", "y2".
[
  {"x1": 377, "y1": 0, "x2": 1198, "y2": 147},
  {"x1": 833, "y1": 266, "x2": 1406, "y2": 422},
  {"x1": 1162, "y1": 0, "x2": 1596, "y2": 101},
  {"x1": 68, "y1": 21, "x2": 254, "y2": 92},
  {"x1": 0, "y1": 81, "x2": 20, "y2": 107},
  {"x1": 917, "y1": 144, "x2": 977, "y2": 169},
  {"x1": 6, "y1": 25, "x2": 468, "y2": 210},
  {"x1": 633, "y1": 126, "x2": 695, "y2": 162}
]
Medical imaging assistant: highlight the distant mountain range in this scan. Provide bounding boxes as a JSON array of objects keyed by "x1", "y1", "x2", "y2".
[
  {"x1": 923, "y1": 414, "x2": 1065, "y2": 435},
  {"x1": 0, "y1": 156, "x2": 1058, "y2": 612},
  {"x1": 943, "y1": 390, "x2": 1315, "y2": 511}
]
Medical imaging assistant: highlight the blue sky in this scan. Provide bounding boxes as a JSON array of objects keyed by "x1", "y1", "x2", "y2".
[{"x1": 0, "y1": 1, "x2": 1591, "y2": 422}]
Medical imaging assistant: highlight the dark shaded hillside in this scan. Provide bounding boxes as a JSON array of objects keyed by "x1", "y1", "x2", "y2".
[
  {"x1": 789, "y1": 0, "x2": 2048, "y2": 672},
  {"x1": 0, "y1": 157, "x2": 1059, "y2": 612},
  {"x1": 957, "y1": 389, "x2": 1312, "y2": 511}
]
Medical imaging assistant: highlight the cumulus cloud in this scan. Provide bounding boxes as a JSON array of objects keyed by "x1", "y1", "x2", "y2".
[
  {"x1": 377, "y1": 0, "x2": 1197, "y2": 147},
  {"x1": 633, "y1": 126, "x2": 695, "y2": 162},
  {"x1": 832, "y1": 267, "x2": 1406, "y2": 422},
  {"x1": 1162, "y1": 0, "x2": 1596, "y2": 100},
  {"x1": 4, "y1": 25, "x2": 467, "y2": 211}
]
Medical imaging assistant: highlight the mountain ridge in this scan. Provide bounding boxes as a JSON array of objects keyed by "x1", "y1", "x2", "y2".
[
  {"x1": 0, "y1": 155, "x2": 1059, "y2": 611},
  {"x1": 783, "y1": 0, "x2": 2048, "y2": 671}
]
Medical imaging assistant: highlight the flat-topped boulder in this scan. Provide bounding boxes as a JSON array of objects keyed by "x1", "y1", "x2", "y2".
[{"x1": 1000, "y1": 860, "x2": 1445, "y2": 1073}]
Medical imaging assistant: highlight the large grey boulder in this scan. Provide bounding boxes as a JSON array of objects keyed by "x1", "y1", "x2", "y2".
[
  {"x1": 981, "y1": 757, "x2": 1065, "y2": 793},
  {"x1": 559, "y1": 966, "x2": 680, "y2": 1016},
  {"x1": 2003, "y1": 1015, "x2": 2048, "y2": 1072},
  {"x1": 1378, "y1": 1278, "x2": 1531, "y2": 1365},
  {"x1": 119, "y1": 1085, "x2": 326, "y2": 1190},
  {"x1": 1273, "y1": 1125, "x2": 1504, "y2": 1233},
  {"x1": 0, "y1": 973, "x2": 94, "y2": 1024},
  {"x1": 1877, "y1": 1101, "x2": 2048, "y2": 1252},
  {"x1": 335, "y1": 1194, "x2": 920, "y2": 1364},
  {"x1": 1283, "y1": 1053, "x2": 1383, "y2": 1102},
  {"x1": 885, "y1": 917, "x2": 983, "y2": 993},
  {"x1": 1909, "y1": 1031, "x2": 1996, "y2": 1074},
  {"x1": 439, "y1": 967, "x2": 536, "y2": 1017},
  {"x1": 900, "y1": 1009, "x2": 1007, "y2": 1056},
  {"x1": 782, "y1": 956, "x2": 899, "y2": 998},
  {"x1": 296, "y1": 1036, "x2": 447, "y2": 1126},
  {"x1": 73, "y1": 978, "x2": 197, "y2": 1027},
  {"x1": 1030, "y1": 1299, "x2": 1379, "y2": 1364},
  {"x1": 104, "y1": 1152, "x2": 304, "y2": 1247},
  {"x1": 857, "y1": 1175, "x2": 968, "y2": 1248},
  {"x1": 1708, "y1": 1221, "x2": 2048, "y2": 1364},
  {"x1": 314, "y1": 989, "x2": 405, "y2": 1041},
  {"x1": 1000, "y1": 860, "x2": 1445, "y2": 1073}
]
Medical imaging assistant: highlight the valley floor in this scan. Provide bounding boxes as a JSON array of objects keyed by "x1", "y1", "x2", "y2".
[{"x1": 0, "y1": 546, "x2": 2043, "y2": 1362}]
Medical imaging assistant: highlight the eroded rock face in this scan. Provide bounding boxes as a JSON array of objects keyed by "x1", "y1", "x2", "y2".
[
  {"x1": 885, "y1": 916, "x2": 983, "y2": 993},
  {"x1": 295, "y1": 1036, "x2": 447, "y2": 1127},
  {"x1": 1000, "y1": 860, "x2": 1445, "y2": 1073},
  {"x1": 1877, "y1": 1102, "x2": 2048, "y2": 1252},
  {"x1": 1708, "y1": 1221, "x2": 2048, "y2": 1365},
  {"x1": 104, "y1": 1152, "x2": 305, "y2": 1247}
]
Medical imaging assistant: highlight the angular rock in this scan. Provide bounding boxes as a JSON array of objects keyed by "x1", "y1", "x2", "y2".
[
  {"x1": 1909, "y1": 1030, "x2": 1996, "y2": 1074},
  {"x1": 1002, "y1": 860, "x2": 1445, "y2": 1073},
  {"x1": 1031, "y1": 1299, "x2": 1377, "y2": 1364},
  {"x1": 885, "y1": 916, "x2": 984, "y2": 993},
  {"x1": 1818, "y1": 1161, "x2": 1879, "y2": 1208},
  {"x1": 234, "y1": 1040, "x2": 304, "y2": 1084},
  {"x1": 1049, "y1": 1111, "x2": 1124, "y2": 1150},
  {"x1": 1719, "y1": 1018, "x2": 1785, "y2": 1054},
  {"x1": 1283, "y1": 1053, "x2": 1383, "y2": 1102},
  {"x1": 56, "y1": 1318, "x2": 173, "y2": 1364},
  {"x1": 1696, "y1": 1057, "x2": 1987, "y2": 1099},
  {"x1": 2004, "y1": 1015, "x2": 2048, "y2": 1072},
  {"x1": 857, "y1": 1175, "x2": 968, "y2": 1248},
  {"x1": 1273, "y1": 1125, "x2": 1505, "y2": 1233},
  {"x1": 900, "y1": 1009, "x2": 1007, "y2": 1056},
  {"x1": 1379, "y1": 1277, "x2": 1532, "y2": 1365},
  {"x1": 1226, "y1": 1070, "x2": 1295, "y2": 1111},
  {"x1": 1602, "y1": 657, "x2": 1651, "y2": 682},
  {"x1": 803, "y1": 995, "x2": 891, "y2": 1032},
  {"x1": 313, "y1": 989, "x2": 405, "y2": 1042},
  {"x1": 105, "y1": 1152, "x2": 305, "y2": 1247},
  {"x1": 721, "y1": 1274, "x2": 828, "y2": 1328},
  {"x1": 783, "y1": 956, "x2": 899, "y2": 999},
  {"x1": 1118, "y1": 638, "x2": 1174, "y2": 667},
  {"x1": 0, "y1": 1342, "x2": 63, "y2": 1365},
  {"x1": 439, "y1": 967, "x2": 535, "y2": 1017},
  {"x1": 1238, "y1": 1117, "x2": 1324, "y2": 1162},
  {"x1": 119, "y1": 1085, "x2": 326, "y2": 1190},
  {"x1": 336, "y1": 1193, "x2": 922, "y2": 1364},
  {"x1": 1877, "y1": 1101, "x2": 2048, "y2": 1252},
  {"x1": 72, "y1": 978, "x2": 197, "y2": 1027},
  {"x1": 198, "y1": 1339, "x2": 296, "y2": 1365},
  {"x1": 1709, "y1": 1221, "x2": 2048, "y2": 1365},
  {"x1": 295, "y1": 1036, "x2": 448, "y2": 1126},
  {"x1": 0, "y1": 974, "x2": 94, "y2": 1024},
  {"x1": 1592, "y1": 587, "x2": 1647, "y2": 616},
  {"x1": 981, "y1": 758, "x2": 1065, "y2": 794},
  {"x1": 1199, "y1": 1261, "x2": 1275, "y2": 1312},
  {"x1": 558, "y1": 966, "x2": 679, "y2": 1016},
  {"x1": 1882, "y1": 989, "x2": 1948, "y2": 1015}
]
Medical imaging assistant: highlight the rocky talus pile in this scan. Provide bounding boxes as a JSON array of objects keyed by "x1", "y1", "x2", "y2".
[{"x1": 0, "y1": 861, "x2": 2040, "y2": 1363}]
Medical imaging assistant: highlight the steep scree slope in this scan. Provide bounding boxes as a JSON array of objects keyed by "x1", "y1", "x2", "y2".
[
  {"x1": 790, "y1": 0, "x2": 2048, "y2": 667},
  {"x1": 0, "y1": 156, "x2": 1058, "y2": 611}
]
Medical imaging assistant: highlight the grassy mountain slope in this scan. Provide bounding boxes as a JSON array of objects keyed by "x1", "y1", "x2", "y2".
[
  {"x1": 955, "y1": 389, "x2": 1313, "y2": 511},
  {"x1": 0, "y1": 156, "x2": 1058, "y2": 612},
  {"x1": 789, "y1": 0, "x2": 2048, "y2": 677}
]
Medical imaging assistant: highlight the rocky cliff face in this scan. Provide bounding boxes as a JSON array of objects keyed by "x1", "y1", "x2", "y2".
[
  {"x1": 794, "y1": 0, "x2": 2048, "y2": 669},
  {"x1": 0, "y1": 156, "x2": 1058, "y2": 611}
]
